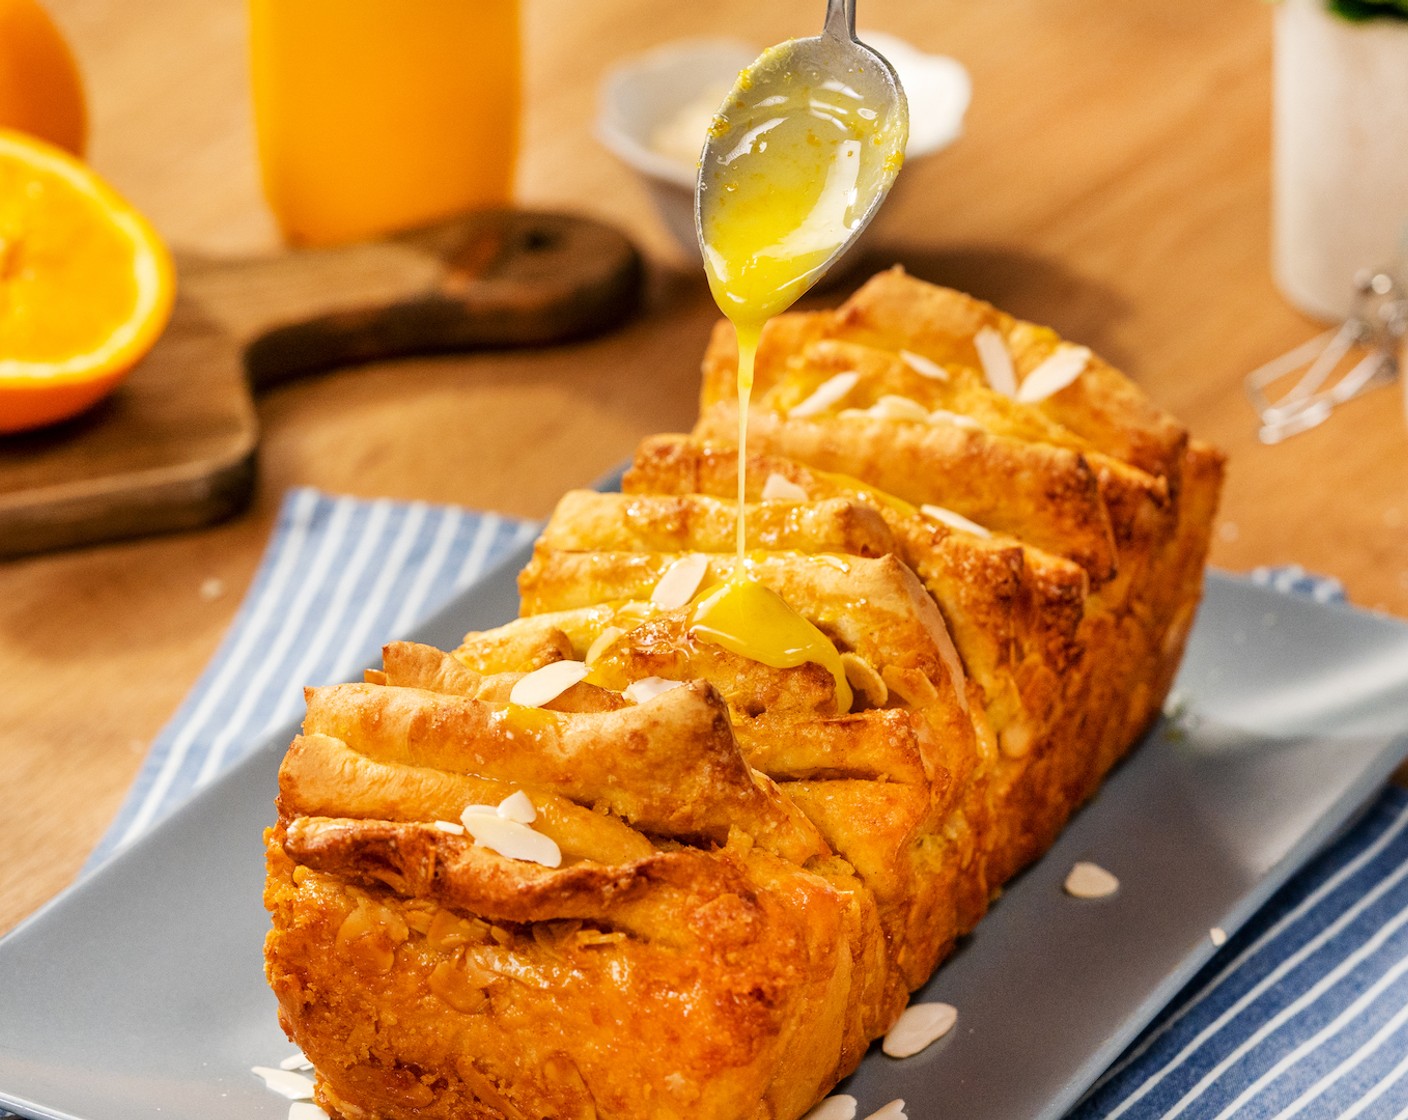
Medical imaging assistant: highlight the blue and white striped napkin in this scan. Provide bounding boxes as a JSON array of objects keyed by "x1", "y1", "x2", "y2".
[
  {"x1": 90, "y1": 488, "x2": 538, "y2": 864},
  {"x1": 1074, "y1": 785, "x2": 1408, "y2": 1119},
  {"x1": 92, "y1": 490, "x2": 1408, "y2": 1116}
]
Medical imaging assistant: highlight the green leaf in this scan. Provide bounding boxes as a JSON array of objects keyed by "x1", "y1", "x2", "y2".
[{"x1": 1327, "y1": 0, "x2": 1408, "y2": 21}]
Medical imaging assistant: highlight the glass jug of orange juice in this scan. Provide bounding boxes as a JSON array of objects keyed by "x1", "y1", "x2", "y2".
[{"x1": 248, "y1": 0, "x2": 519, "y2": 247}]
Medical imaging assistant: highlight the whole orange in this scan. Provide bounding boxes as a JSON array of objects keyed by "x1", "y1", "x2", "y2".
[{"x1": 0, "y1": 0, "x2": 87, "y2": 155}]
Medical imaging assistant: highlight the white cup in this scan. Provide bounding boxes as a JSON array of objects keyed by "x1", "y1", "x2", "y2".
[{"x1": 1273, "y1": 0, "x2": 1408, "y2": 323}]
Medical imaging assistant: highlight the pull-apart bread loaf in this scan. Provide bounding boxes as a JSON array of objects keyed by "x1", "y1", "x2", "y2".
[{"x1": 265, "y1": 268, "x2": 1224, "y2": 1120}]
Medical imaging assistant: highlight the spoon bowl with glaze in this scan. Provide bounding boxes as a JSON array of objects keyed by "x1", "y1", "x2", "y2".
[{"x1": 694, "y1": 0, "x2": 909, "y2": 328}]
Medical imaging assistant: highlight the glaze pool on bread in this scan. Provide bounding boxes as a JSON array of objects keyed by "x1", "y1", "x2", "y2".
[{"x1": 264, "y1": 269, "x2": 1224, "y2": 1120}]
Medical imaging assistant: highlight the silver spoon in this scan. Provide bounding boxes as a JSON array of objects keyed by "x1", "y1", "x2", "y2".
[{"x1": 694, "y1": 0, "x2": 909, "y2": 320}]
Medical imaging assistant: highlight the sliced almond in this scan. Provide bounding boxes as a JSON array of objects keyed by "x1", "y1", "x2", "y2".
[
  {"x1": 802, "y1": 1095, "x2": 858, "y2": 1120},
  {"x1": 509, "y1": 659, "x2": 589, "y2": 707},
  {"x1": 461, "y1": 813, "x2": 562, "y2": 868},
  {"x1": 841, "y1": 652, "x2": 887, "y2": 708},
  {"x1": 867, "y1": 394, "x2": 931, "y2": 422},
  {"x1": 1064, "y1": 860, "x2": 1119, "y2": 899},
  {"x1": 496, "y1": 790, "x2": 537, "y2": 824},
  {"x1": 882, "y1": 664, "x2": 939, "y2": 707},
  {"x1": 651, "y1": 554, "x2": 710, "y2": 610},
  {"x1": 251, "y1": 1067, "x2": 315, "y2": 1101},
  {"x1": 460, "y1": 804, "x2": 498, "y2": 818},
  {"x1": 899, "y1": 349, "x2": 948, "y2": 380},
  {"x1": 882, "y1": 1002, "x2": 958, "y2": 1058},
  {"x1": 278, "y1": 1052, "x2": 313, "y2": 1072},
  {"x1": 585, "y1": 625, "x2": 626, "y2": 665},
  {"x1": 789, "y1": 370, "x2": 860, "y2": 417},
  {"x1": 864, "y1": 1101, "x2": 908, "y2": 1120},
  {"x1": 762, "y1": 472, "x2": 809, "y2": 501},
  {"x1": 624, "y1": 676, "x2": 686, "y2": 703},
  {"x1": 433, "y1": 820, "x2": 467, "y2": 835},
  {"x1": 1210, "y1": 927, "x2": 1228, "y2": 947},
  {"x1": 1017, "y1": 345, "x2": 1090, "y2": 403},
  {"x1": 927, "y1": 408, "x2": 984, "y2": 431},
  {"x1": 974, "y1": 327, "x2": 1017, "y2": 397},
  {"x1": 921, "y1": 503, "x2": 993, "y2": 539}
]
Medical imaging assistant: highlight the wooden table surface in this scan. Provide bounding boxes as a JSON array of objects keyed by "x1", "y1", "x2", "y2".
[{"x1": 3, "y1": 0, "x2": 1405, "y2": 937}]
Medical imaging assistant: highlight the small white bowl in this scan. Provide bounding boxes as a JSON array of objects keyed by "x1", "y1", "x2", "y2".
[{"x1": 596, "y1": 33, "x2": 972, "y2": 265}]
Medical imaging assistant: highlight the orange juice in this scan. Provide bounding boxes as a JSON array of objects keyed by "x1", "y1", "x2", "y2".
[{"x1": 248, "y1": 0, "x2": 519, "y2": 247}]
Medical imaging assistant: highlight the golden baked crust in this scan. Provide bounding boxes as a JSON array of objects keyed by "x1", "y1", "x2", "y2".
[
  {"x1": 264, "y1": 269, "x2": 1223, "y2": 1120},
  {"x1": 266, "y1": 834, "x2": 873, "y2": 1120}
]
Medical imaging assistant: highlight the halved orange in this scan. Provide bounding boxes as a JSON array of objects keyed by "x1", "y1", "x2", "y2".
[{"x1": 0, "y1": 128, "x2": 174, "y2": 433}]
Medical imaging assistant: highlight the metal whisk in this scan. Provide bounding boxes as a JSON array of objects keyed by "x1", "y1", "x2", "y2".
[{"x1": 1245, "y1": 270, "x2": 1407, "y2": 444}]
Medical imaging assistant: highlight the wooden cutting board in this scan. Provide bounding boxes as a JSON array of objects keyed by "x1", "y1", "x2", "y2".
[{"x1": 0, "y1": 209, "x2": 643, "y2": 559}]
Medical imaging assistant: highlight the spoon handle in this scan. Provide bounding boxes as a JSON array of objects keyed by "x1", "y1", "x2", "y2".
[{"x1": 822, "y1": 0, "x2": 856, "y2": 41}]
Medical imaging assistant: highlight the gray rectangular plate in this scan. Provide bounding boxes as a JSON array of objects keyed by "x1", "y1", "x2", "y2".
[{"x1": 2, "y1": 565, "x2": 1407, "y2": 1120}]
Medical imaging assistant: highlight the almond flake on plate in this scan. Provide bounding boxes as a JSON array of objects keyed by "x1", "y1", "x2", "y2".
[
  {"x1": 460, "y1": 812, "x2": 562, "y2": 868},
  {"x1": 789, "y1": 371, "x2": 861, "y2": 417},
  {"x1": 864, "y1": 1100, "x2": 907, "y2": 1120},
  {"x1": 1017, "y1": 344, "x2": 1090, "y2": 403},
  {"x1": 762, "y1": 472, "x2": 809, "y2": 501},
  {"x1": 974, "y1": 327, "x2": 1017, "y2": 397},
  {"x1": 921, "y1": 503, "x2": 993, "y2": 538},
  {"x1": 509, "y1": 659, "x2": 589, "y2": 707},
  {"x1": 289, "y1": 1104, "x2": 330, "y2": 1120},
  {"x1": 624, "y1": 676, "x2": 686, "y2": 703},
  {"x1": 496, "y1": 790, "x2": 537, "y2": 824},
  {"x1": 802, "y1": 1095, "x2": 858, "y2": 1120},
  {"x1": 252, "y1": 1067, "x2": 315, "y2": 1100},
  {"x1": 899, "y1": 349, "x2": 949, "y2": 380},
  {"x1": 433, "y1": 820, "x2": 466, "y2": 835},
  {"x1": 1064, "y1": 860, "x2": 1119, "y2": 899},
  {"x1": 882, "y1": 1001, "x2": 958, "y2": 1057},
  {"x1": 279, "y1": 1051, "x2": 313, "y2": 1072},
  {"x1": 651, "y1": 554, "x2": 710, "y2": 609}
]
